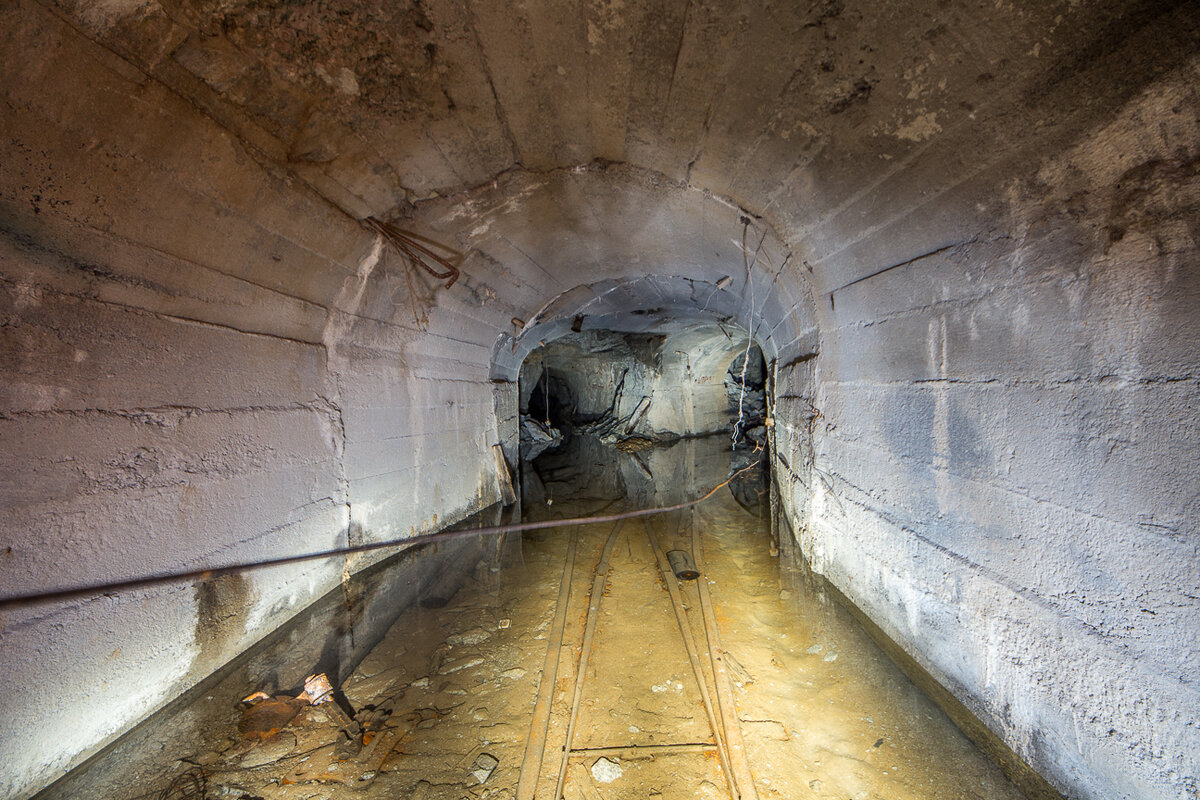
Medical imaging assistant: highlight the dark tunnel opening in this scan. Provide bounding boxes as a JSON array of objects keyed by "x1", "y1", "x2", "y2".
[{"x1": 515, "y1": 326, "x2": 772, "y2": 520}]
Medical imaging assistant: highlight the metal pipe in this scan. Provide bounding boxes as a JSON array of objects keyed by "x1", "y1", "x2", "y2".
[{"x1": 666, "y1": 549, "x2": 700, "y2": 580}]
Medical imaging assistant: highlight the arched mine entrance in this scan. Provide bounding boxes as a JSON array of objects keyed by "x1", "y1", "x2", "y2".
[{"x1": 517, "y1": 324, "x2": 769, "y2": 516}]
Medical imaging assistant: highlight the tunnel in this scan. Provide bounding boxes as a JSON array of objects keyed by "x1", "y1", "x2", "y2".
[{"x1": 0, "y1": 1, "x2": 1198, "y2": 798}]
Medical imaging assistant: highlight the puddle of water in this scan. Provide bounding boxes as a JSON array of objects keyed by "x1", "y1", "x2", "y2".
[{"x1": 38, "y1": 434, "x2": 1034, "y2": 800}]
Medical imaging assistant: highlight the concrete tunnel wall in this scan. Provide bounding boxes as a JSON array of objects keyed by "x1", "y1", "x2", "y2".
[{"x1": 1, "y1": 1, "x2": 1198, "y2": 798}]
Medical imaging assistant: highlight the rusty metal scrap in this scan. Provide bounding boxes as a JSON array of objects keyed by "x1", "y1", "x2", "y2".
[{"x1": 365, "y1": 217, "x2": 461, "y2": 289}]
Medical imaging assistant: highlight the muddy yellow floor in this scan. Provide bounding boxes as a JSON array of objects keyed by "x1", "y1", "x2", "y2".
[{"x1": 42, "y1": 439, "x2": 1032, "y2": 800}]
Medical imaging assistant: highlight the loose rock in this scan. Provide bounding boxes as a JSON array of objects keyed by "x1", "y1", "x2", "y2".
[
  {"x1": 471, "y1": 752, "x2": 500, "y2": 784},
  {"x1": 591, "y1": 757, "x2": 622, "y2": 783}
]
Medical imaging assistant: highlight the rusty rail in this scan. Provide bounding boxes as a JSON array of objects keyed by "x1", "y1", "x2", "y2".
[{"x1": 516, "y1": 528, "x2": 579, "y2": 800}]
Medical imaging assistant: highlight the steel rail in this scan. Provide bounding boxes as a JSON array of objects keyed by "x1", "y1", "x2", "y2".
[
  {"x1": 551, "y1": 521, "x2": 624, "y2": 800},
  {"x1": 690, "y1": 507, "x2": 760, "y2": 800},
  {"x1": 643, "y1": 517, "x2": 739, "y2": 800},
  {"x1": 516, "y1": 528, "x2": 579, "y2": 800}
]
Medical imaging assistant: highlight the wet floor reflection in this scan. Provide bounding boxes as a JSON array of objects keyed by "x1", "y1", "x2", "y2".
[{"x1": 39, "y1": 434, "x2": 1032, "y2": 800}]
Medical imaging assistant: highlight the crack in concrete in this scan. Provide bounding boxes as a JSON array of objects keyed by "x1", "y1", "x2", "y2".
[
  {"x1": 0, "y1": 401, "x2": 340, "y2": 423},
  {"x1": 464, "y1": 1, "x2": 524, "y2": 167},
  {"x1": 828, "y1": 239, "x2": 975, "y2": 297}
]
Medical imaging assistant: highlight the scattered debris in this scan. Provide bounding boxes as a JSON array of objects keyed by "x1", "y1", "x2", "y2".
[
  {"x1": 440, "y1": 656, "x2": 484, "y2": 674},
  {"x1": 237, "y1": 696, "x2": 303, "y2": 740},
  {"x1": 470, "y1": 752, "x2": 500, "y2": 784},
  {"x1": 622, "y1": 396, "x2": 651, "y2": 435},
  {"x1": 236, "y1": 672, "x2": 361, "y2": 757},
  {"x1": 298, "y1": 673, "x2": 335, "y2": 705},
  {"x1": 447, "y1": 627, "x2": 492, "y2": 647},
  {"x1": 493, "y1": 444, "x2": 517, "y2": 506},
  {"x1": 239, "y1": 731, "x2": 296, "y2": 768},
  {"x1": 356, "y1": 704, "x2": 394, "y2": 732},
  {"x1": 613, "y1": 436, "x2": 655, "y2": 453},
  {"x1": 666, "y1": 549, "x2": 700, "y2": 580},
  {"x1": 521, "y1": 418, "x2": 563, "y2": 460},
  {"x1": 724, "y1": 652, "x2": 755, "y2": 686}
]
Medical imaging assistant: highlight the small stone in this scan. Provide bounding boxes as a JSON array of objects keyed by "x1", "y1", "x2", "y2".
[
  {"x1": 498, "y1": 619, "x2": 511, "y2": 629},
  {"x1": 440, "y1": 657, "x2": 484, "y2": 674},
  {"x1": 809, "y1": 779, "x2": 824, "y2": 790},
  {"x1": 805, "y1": 644, "x2": 823, "y2": 654},
  {"x1": 471, "y1": 752, "x2": 500, "y2": 784},
  {"x1": 823, "y1": 651, "x2": 838, "y2": 662},
  {"x1": 498, "y1": 668, "x2": 526, "y2": 680},
  {"x1": 447, "y1": 627, "x2": 492, "y2": 647},
  {"x1": 591, "y1": 757, "x2": 622, "y2": 783}
]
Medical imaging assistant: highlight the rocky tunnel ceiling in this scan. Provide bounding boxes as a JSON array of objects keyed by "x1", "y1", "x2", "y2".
[{"x1": 1, "y1": 1, "x2": 1198, "y2": 799}]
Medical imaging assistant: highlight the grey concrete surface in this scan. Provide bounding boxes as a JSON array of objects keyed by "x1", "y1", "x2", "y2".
[{"x1": 1, "y1": 0, "x2": 1197, "y2": 798}]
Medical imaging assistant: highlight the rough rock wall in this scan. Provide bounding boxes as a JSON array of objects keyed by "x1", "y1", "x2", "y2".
[
  {"x1": 0, "y1": 6, "x2": 506, "y2": 797},
  {"x1": 520, "y1": 328, "x2": 750, "y2": 443}
]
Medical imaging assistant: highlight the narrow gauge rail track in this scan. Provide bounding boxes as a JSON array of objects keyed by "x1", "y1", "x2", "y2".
[{"x1": 517, "y1": 512, "x2": 760, "y2": 799}]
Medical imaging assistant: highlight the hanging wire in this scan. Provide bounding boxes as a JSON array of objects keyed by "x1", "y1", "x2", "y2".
[
  {"x1": 362, "y1": 217, "x2": 463, "y2": 330},
  {"x1": 363, "y1": 218, "x2": 461, "y2": 289},
  {"x1": 0, "y1": 465, "x2": 760, "y2": 610},
  {"x1": 731, "y1": 217, "x2": 768, "y2": 448},
  {"x1": 157, "y1": 768, "x2": 206, "y2": 800}
]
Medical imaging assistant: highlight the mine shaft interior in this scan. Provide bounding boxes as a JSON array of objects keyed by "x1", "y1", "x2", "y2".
[
  {"x1": 38, "y1": 436, "x2": 1035, "y2": 800},
  {"x1": 2, "y1": 1, "x2": 1198, "y2": 799}
]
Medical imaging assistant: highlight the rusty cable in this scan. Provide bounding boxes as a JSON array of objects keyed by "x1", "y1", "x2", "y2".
[
  {"x1": 364, "y1": 217, "x2": 461, "y2": 288},
  {"x1": 0, "y1": 466, "x2": 759, "y2": 609}
]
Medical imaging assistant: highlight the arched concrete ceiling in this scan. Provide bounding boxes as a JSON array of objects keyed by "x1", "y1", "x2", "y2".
[
  {"x1": 43, "y1": 0, "x2": 1198, "y2": 308},
  {"x1": 385, "y1": 164, "x2": 816, "y2": 377}
]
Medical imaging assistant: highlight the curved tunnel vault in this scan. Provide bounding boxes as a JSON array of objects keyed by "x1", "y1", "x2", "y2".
[{"x1": 1, "y1": 1, "x2": 1198, "y2": 799}]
